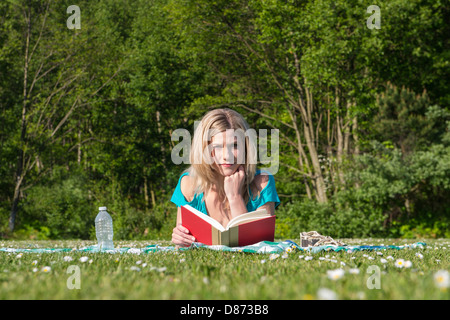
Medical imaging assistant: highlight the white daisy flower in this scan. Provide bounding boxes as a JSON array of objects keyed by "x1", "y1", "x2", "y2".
[
  {"x1": 415, "y1": 253, "x2": 424, "y2": 259},
  {"x1": 304, "y1": 256, "x2": 313, "y2": 261},
  {"x1": 79, "y1": 256, "x2": 88, "y2": 263},
  {"x1": 269, "y1": 254, "x2": 279, "y2": 260},
  {"x1": 395, "y1": 259, "x2": 405, "y2": 268},
  {"x1": 434, "y1": 270, "x2": 449, "y2": 288},
  {"x1": 317, "y1": 288, "x2": 338, "y2": 300},
  {"x1": 327, "y1": 269, "x2": 345, "y2": 280},
  {"x1": 348, "y1": 268, "x2": 360, "y2": 274},
  {"x1": 42, "y1": 266, "x2": 51, "y2": 273},
  {"x1": 63, "y1": 256, "x2": 73, "y2": 262},
  {"x1": 404, "y1": 261, "x2": 412, "y2": 268}
]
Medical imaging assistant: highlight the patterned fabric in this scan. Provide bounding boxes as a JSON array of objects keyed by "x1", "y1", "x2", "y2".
[{"x1": 0, "y1": 241, "x2": 427, "y2": 254}]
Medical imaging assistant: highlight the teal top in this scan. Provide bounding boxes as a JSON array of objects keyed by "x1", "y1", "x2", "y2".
[{"x1": 170, "y1": 169, "x2": 280, "y2": 215}]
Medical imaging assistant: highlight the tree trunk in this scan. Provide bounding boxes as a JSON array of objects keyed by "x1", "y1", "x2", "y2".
[{"x1": 9, "y1": 6, "x2": 31, "y2": 232}]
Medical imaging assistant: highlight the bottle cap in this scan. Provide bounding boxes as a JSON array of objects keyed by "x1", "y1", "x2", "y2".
[{"x1": 99, "y1": 206, "x2": 107, "y2": 211}]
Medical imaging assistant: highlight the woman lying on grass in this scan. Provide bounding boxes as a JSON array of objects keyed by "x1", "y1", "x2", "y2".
[{"x1": 170, "y1": 108, "x2": 280, "y2": 247}]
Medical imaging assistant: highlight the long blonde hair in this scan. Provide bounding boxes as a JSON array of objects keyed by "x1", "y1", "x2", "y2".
[{"x1": 187, "y1": 108, "x2": 257, "y2": 205}]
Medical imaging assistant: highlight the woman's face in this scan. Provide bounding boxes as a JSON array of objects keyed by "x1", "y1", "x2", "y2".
[{"x1": 210, "y1": 130, "x2": 245, "y2": 176}]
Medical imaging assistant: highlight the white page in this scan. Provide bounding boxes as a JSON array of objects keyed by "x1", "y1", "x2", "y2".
[
  {"x1": 226, "y1": 209, "x2": 268, "y2": 229},
  {"x1": 183, "y1": 205, "x2": 225, "y2": 231}
]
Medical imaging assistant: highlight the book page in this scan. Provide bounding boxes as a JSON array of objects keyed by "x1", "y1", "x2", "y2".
[
  {"x1": 183, "y1": 205, "x2": 225, "y2": 232},
  {"x1": 226, "y1": 209, "x2": 268, "y2": 229}
]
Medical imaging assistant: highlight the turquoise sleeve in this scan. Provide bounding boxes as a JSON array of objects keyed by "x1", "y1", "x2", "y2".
[
  {"x1": 248, "y1": 171, "x2": 281, "y2": 211},
  {"x1": 259, "y1": 173, "x2": 281, "y2": 208},
  {"x1": 170, "y1": 172, "x2": 190, "y2": 208}
]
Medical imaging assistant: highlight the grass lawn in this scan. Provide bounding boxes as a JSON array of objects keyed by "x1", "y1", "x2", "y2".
[{"x1": 0, "y1": 238, "x2": 448, "y2": 300}]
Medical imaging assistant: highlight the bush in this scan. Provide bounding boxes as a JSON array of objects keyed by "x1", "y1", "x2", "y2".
[
  {"x1": 19, "y1": 168, "x2": 96, "y2": 239},
  {"x1": 275, "y1": 142, "x2": 450, "y2": 239},
  {"x1": 275, "y1": 196, "x2": 386, "y2": 240}
]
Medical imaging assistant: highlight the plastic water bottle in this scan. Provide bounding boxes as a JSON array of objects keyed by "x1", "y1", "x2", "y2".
[{"x1": 95, "y1": 206, "x2": 114, "y2": 250}]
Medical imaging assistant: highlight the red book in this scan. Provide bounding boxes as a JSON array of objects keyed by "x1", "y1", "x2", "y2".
[{"x1": 181, "y1": 204, "x2": 275, "y2": 247}]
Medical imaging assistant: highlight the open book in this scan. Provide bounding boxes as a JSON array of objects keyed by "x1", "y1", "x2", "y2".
[{"x1": 181, "y1": 204, "x2": 275, "y2": 247}]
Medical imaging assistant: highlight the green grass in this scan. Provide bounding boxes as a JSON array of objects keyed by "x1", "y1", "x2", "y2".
[{"x1": 0, "y1": 239, "x2": 448, "y2": 300}]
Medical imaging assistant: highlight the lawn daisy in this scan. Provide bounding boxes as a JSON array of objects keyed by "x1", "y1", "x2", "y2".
[
  {"x1": 79, "y1": 256, "x2": 88, "y2": 263},
  {"x1": 327, "y1": 269, "x2": 345, "y2": 281},
  {"x1": 433, "y1": 270, "x2": 449, "y2": 289},
  {"x1": 42, "y1": 266, "x2": 51, "y2": 273},
  {"x1": 304, "y1": 256, "x2": 313, "y2": 261},
  {"x1": 395, "y1": 259, "x2": 405, "y2": 268},
  {"x1": 415, "y1": 253, "x2": 424, "y2": 259},
  {"x1": 317, "y1": 288, "x2": 338, "y2": 300},
  {"x1": 63, "y1": 256, "x2": 73, "y2": 262},
  {"x1": 348, "y1": 268, "x2": 360, "y2": 275},
  {"x1": 404, "y1": 261, "x2": 412, "y2": 268}
]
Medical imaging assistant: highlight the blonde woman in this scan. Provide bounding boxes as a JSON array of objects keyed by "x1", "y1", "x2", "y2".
[{"x1": 170, "y1": 108, "x2": 280, "y2": 247}]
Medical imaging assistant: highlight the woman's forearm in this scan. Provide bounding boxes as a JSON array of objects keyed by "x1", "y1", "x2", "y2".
[{"x1": 228, "y1": 195, "x2": 247, "y2": 218}]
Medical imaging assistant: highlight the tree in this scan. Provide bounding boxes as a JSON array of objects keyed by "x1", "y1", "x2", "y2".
[{"x1": 3, "y1": 0, "x2": 124, "y2": 232}]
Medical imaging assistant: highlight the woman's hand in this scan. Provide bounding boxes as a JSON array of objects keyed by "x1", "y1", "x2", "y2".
[
  {"x1": 224, "y1": 165, "x2": 245, "y2": 202},
  {"x1": 171, "y1": 224, "x2": 196, "y2": 248}
]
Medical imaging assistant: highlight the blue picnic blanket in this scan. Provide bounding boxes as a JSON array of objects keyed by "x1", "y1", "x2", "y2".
[{"x1": 0, "y1": 240, "x2": 427, "y2": 254}]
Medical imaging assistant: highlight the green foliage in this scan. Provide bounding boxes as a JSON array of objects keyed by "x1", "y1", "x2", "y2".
[
  {"x1": 0, "y1": 0, "x2": 448, "y2": 240},
  {"x1": 372, "y1": 84, "x2": 448, "y2": 155},
  {"x1": 18, "y1": 168, "x2": 95, "y2": 239}
]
